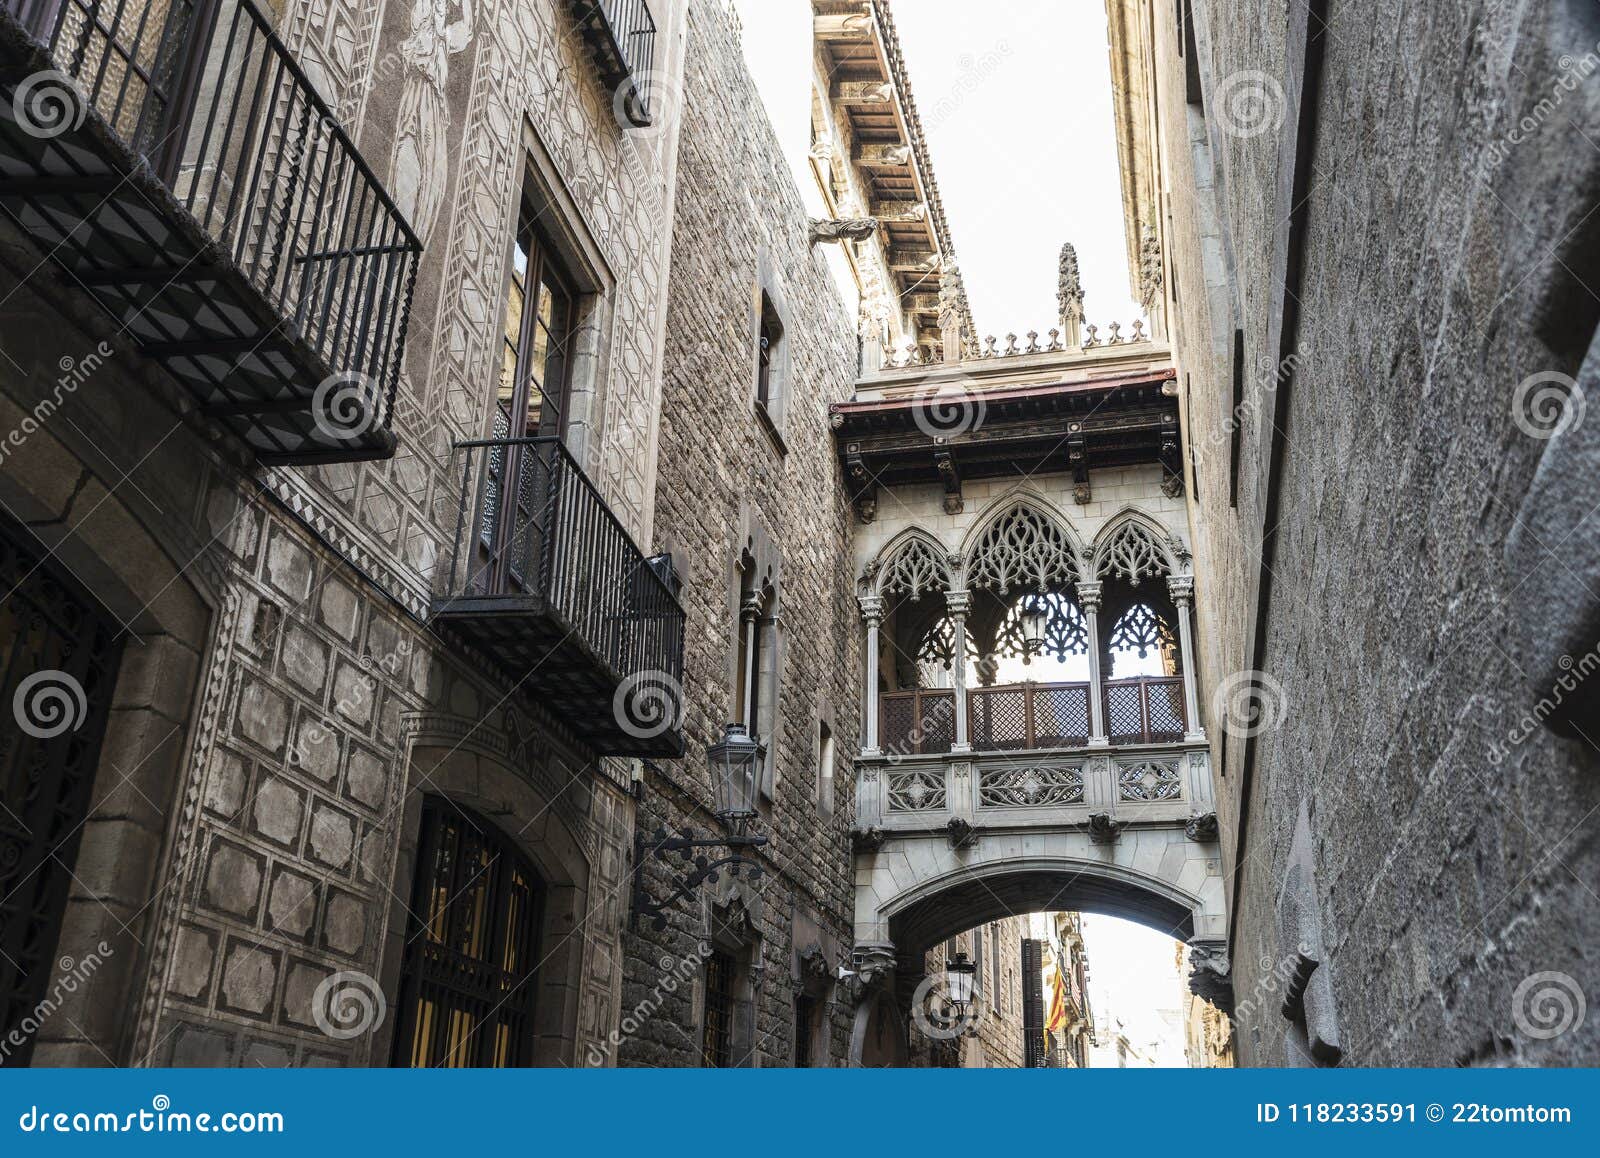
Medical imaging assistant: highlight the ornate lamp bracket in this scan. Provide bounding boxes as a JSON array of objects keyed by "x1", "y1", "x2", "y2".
[{"x1": 630, "y1": 826, "x2": 769, "y2": 932}]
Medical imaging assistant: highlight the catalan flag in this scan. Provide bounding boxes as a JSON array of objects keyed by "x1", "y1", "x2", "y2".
[{"x1": 1045, "y1": 959, "x2": 1069, "y2": 1034}]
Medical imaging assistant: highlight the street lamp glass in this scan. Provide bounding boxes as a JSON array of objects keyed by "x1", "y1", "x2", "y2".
[
  {"x1": 1020, "y1": 595, "x2": 1049, "y2": 652},
  {"x1": 708, "y1": 722, "x2": 763, "y2": 823},
  {"x1": 946, "y1": 951, "x2": 976, "y2": 1007}
]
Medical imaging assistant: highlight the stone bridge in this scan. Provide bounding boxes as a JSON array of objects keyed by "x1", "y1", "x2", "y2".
[{"x1": 847, "y1": 743, "x2": 1226, "y2": 1063}]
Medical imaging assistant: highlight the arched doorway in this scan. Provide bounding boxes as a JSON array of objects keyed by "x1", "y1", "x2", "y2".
[{"x1": 390, "y1": 797, "x2": 546, "y2": 1068}]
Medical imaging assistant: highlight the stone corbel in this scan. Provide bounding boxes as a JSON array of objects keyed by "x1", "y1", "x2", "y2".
[
  {"x1": 1186, "y1": 937, "x2": 1234, "y2": 1013},
  {"x1": 1185, "y1": 811, "x2": 1219, "y2": 842},
  {"x1": 942, "y1": 816, "x2": 980, "y2": 849},
  {"x1": 849, "y1": 824, "x2": 887, "y2": 853},
  {"x1": 845, "y1": 446, "x2": 877, "y2": 524},
  {"x1": 1086, "y1": 811, "x2": 1122, "y2": 844},
  {"x1": 1160, "y1": 414, "x2": 1185, "y2": 497},
  {"x1": 809, "y1": 217, "x2": 880, "y2": 246},
  {"x1": 1068, "y1": 426, "x2": 1091, "y2": 505},
  {"x1": 842, "y1": 943, "x2": 897, "y2": 1004},
  {"x1": 1279, "y1": 801, "x2": 1343, "y2": 1065},
  {"x1": 934, "y1": 449, "x2": 963, "y2": 514}
]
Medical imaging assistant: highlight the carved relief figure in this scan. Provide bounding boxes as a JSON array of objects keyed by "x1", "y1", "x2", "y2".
[{"x1": 389, "y1": 0, "x2": 475, "y2": 243}]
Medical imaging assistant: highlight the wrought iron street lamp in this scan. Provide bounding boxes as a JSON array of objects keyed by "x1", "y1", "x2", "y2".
[
  {"x1": 709, "y1": 723, "x2": 762, "y2": 832},
  {"x1": 1019, "y1": 595, "x2": 1049, "y2": 663},
  {"x1": 946, "y1": 951, "x2": 977, "y2": 1013},
  {"x1": 630, "y1": 723, "x2": 770, "y2": 931}
]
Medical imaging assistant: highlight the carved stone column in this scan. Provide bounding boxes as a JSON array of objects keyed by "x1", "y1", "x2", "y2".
[
  {"x1": 1168, "y1": 575, "x2": 1206, "y2": 742},
  {"x1": 859, "y1": 594, "x2": 885, "y2": 756},
  {"x1": 947, "y1": 588, "x2": 970, "y2": 752},
  {"x1": 741, "y1": 590, "x2": 763, "y2": 727},
  {"x1": 1079, "y1": 581, "x2": 1108, "y2": 747}
]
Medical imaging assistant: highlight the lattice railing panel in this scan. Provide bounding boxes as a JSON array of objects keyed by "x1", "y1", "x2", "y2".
[
  {"x1": 969, "y1": 687, "x2": 1027, "y2": 752},
  {"x1": 1104, "y1": 683, "x2": 1145, "y2": 742},
  {"x1": 1147, "y1": 680, "x2": 1186, "y2": 740},
  {"x1": 1031, "y1": 685, "x2": 1089, "y2": 747}
]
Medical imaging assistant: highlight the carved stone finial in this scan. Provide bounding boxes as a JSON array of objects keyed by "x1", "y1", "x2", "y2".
[
  {"x1": 937, "y1": 263, "x2": 965, "y2": 334},
  {"x1": 810, "y1": 217, "x2": 880, "y2": 246},
  {"x1": 1087, "y1": 811, "x2": 1122, "y2": 844},
  {"x1": 1138, "y1": 227, "x2": 1164, "y2": 315},
  {"x1": 1058, "y1": 241, "x2": 1085, "y2": 347}
]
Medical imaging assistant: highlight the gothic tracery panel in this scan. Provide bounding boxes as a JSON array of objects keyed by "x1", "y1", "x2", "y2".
[
  {"x1": 1094, "y1": 518, "x2": 1172, "y2": 585},
  {"x1": 966, "y1": 504, "x2": 1080, "y2": 594},
  {"x1": 1118, "y1": 759, "x2": 1183, "y2": 801},
  {"x1": 1108, "y1": 603, "x2": 1176, "y2": 659},
  {"x1": 878, "y1": 534, "x2": 950, "y2": 600}
]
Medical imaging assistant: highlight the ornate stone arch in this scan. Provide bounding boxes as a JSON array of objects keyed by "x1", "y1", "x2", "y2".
[
  {"x1": 1091, "y1": 508, "x2": 1185, "y2": 586},
  {"x1": 864, "y1": 528, "x2": 954, "y2": 600},
  {"x1": 962, "y1": 496, "x2": 1085, "y2": 594}
]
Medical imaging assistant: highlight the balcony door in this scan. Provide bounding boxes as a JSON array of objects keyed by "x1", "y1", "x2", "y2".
[{"x1": 481, "y1": 192, "x2": 577, "y2": 595}]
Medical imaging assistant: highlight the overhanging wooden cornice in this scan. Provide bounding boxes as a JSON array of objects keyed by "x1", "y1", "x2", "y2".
[{"x1": 829, "y1": 369, "x2": 1181, "y2": 511}]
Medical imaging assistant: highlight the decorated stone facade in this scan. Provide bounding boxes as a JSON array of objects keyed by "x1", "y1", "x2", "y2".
[{"x1": 0, "y1": 0, "x2": 690, "y2": 1066}]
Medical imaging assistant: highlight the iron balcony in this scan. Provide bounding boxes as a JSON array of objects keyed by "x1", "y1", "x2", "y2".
[
  {"x1": 0, "y1": 0, "x2": 421, "y2": 464},
  {"x1": 434, "y1": 436, "x2": 686, "y2": 758},
  {"x1": 570, "y1": 0, "x2": 657, "y2": 127}
]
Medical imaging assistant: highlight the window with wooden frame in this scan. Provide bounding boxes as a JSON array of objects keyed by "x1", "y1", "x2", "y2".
[
  {"x1": 498, "y1": 189, "x2": 578, "y2": 443},
  {"x1": 392, "y1": 798, "x2": 544, "y2": 1068}
]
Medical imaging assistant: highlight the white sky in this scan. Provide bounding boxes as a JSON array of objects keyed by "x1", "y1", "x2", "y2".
[{"x1": 870, "y1": 0, "x2": 1144, "y2": 336}]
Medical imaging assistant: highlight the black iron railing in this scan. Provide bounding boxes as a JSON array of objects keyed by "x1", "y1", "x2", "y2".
[
  {"x1": 5, "y1": 0, "x2": 420, "y2": 432},
  {"x1": 438, "y1": 436, "x2": 685, "y2": 693},
  {"x1": 573, "y1": 0, "x2": 656, "y2": 126}
]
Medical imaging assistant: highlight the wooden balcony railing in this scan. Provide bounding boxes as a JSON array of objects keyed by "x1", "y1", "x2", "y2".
[
  {"x1": 0, "y1": 0, "x2": 420, "y2": 463},
  {"x1": 1104, "y1": 676, "x2": 1187, "y2": 744},
  {"x1": 969, "y1": 682, "x2": 1091, "y2": 751},
  {"x1": 879, "y1": 676, "x2": 1187, "y2": 755},
  {"x1": 434, "y1": 437, "x2": 686, "y2": 757},
  {"x1": 879, "y1": 688, "x2": 955, "y2": 756}
]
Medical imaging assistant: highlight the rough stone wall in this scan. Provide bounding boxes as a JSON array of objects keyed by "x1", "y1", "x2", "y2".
[
  {"x1": 616, "y1": 0, "x2": 861, "y2": 1068},
  {"x1": 1159, "y1": 0, "x2": 1600, "y2": 1064}
]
